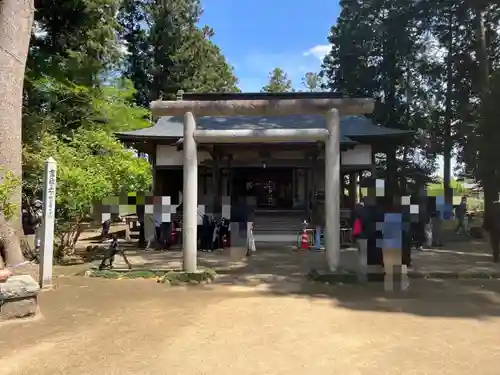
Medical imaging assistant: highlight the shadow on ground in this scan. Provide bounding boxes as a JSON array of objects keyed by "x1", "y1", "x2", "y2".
[
  {"x1": 212, "y1": 239, "x2": 500, "y2": 320},
  {"x1": 261, "y1": 278, "x2": 500, "y2": 320},
  {"x1": 66, "y1": 224, "x2": 500, "y2": 320}
]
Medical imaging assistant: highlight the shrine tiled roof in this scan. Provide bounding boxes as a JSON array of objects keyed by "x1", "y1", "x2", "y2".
[{"x1": 116, "y1": 115, "x2": 413, "y2": 143}]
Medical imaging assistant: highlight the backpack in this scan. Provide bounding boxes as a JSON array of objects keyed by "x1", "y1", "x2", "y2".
[{"x1": 352, "y1": 218, "x2": 363, "y2": 237}]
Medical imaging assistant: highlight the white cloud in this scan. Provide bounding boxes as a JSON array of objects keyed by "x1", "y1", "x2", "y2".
[{"x1": 303, "y1": 44, "x2": 332, "y2": 60}]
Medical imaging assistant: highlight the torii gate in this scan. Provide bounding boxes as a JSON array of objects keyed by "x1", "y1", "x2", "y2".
[{"x1": 150, "y1": 97, "x2": 375, "y2": 273}]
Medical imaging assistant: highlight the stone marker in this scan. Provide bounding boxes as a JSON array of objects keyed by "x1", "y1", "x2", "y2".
[
  {"x1": 0, "y1": 275, "x2": 40, "y2": 321},
  {"x1": 39, "y1": 157, "x2": 57, "y2": 288}
]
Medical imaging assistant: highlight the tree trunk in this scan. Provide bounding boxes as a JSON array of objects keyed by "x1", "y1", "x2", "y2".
[
  {"x1": 475, "y1": 7, "x2": 489, "y2": 96},
  {"x1": 475, "y1": 6, "x2": 495, "y2": 216},
  {"x1": 443, "y1": 10, "x2": 454, "y2": 206},
  {"x1": 0, "y1": 0, "x2": 34, "y2": 266}
]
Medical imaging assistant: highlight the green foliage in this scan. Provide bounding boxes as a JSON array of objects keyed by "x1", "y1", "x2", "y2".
[
  {"x1": 301, "y1": 72, "x2": 325, "y2": 92},
  {"x1": 427, "y1": 179, "x2": 468, "y2": 197},
  {"x1": 322, "y1": 0, "x2": 472, "y2": 194},
  {"x1": 24, "y1": 129, "x2": 151, "y2": 225},
  {"x1": 29, "y1": 0, "x2": 123, "y2": 86},
  {"x1": 23, "y1": 128, "x2": 151, "y2": 256},
  {"x1": 91, "y1": 79, "x2": 151, "y2": 133},
  {"x1": 19, "y1": 0, "x2": 238, "y2": 260},
  {"x1": 89, "y1": 270, "x2": 165, "y2": 279},
  {"x1": 120, "y1": 0, "x2": 239, "y2": 106},
  {"x1": 261, "y1": 68, "x2": 293, "y2": 93},
  {"x1": 0, "y1": 169, "x2": 21, "y2": 220},
  {"x1": 22, "y1": 77, "x2": 151, "y2": 197}
]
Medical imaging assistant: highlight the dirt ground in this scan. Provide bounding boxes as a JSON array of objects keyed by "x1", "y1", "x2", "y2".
[
  {"x1": 1, "y1": 277, "x2": 500, "y2": 375},
  {"x1": 5, "y1": 224, "x2": 500, "y2": 375}
]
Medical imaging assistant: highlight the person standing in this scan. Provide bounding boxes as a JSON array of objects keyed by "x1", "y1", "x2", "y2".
[
  {"x1": 231, "y1": 195, "x2": 255, "y2": 256},
  {"x1": 455, "y1": 196, "x2": 468, "y2": 235},
  {"x1": 430, "y1": 210, "x2": 442, "y2": 247},
  {"x1": 136, "y1": 201, "x2": 146, "y2": 246},
  {"x1": 153, "y1": 208, "x2": 163, "y2": 248},
  {"x1": 22, "y1": 200, "x2": 42, "y2": 252},
  {"x1": 31, "y1": 200, "x2": 43, "y2": 250},
  {"x1": 483, "y1": 201, "x2": 500, "y2": 262},
  {"x1": 422, "y1": 196, "x2": 434, "y2": 248},
  {"x1": 431, "y1": 196, "x2": 445, "y2": 247},
  {"x1": 101, "y1": 217, "x2": 111, "y2": 241},
  {"x1": 401, "y1": 201, "x2": 412, "y2": 268},
  {"x1": 380, "y1": 198, "x2": 409, "y2": 291},
  {"x1": 419, "y1": 194, "x2": 432, "y2": 249},
  {"x1": 144, "y1": 211, "x2": 156, "y2": 251},
  {"x1": 22, "y1": 200, "x2": 35, "y2": 236},
  {"x1": 410, "y1": 193, "x2": 429, "y2": 251},
  {"x1": 352, "y1": 197, "x2": 365, "y2": 225},
  {"x1": 351, "y1": 197, "x2": 369, "y2": 281},
  {"x1": 310, "y1": 193, "x2": 325, "y2": 252}
]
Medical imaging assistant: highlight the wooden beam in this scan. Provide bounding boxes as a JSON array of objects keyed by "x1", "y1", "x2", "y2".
[
  {"x1": 151, "y1": 98, "x2": 374, "y2": 117},
  {"x1": 193, "y1": 128, "x2": 329, "y2": 143},
  {"x1": 201, "y1": 159, "x2": 317, "y2": 168}
]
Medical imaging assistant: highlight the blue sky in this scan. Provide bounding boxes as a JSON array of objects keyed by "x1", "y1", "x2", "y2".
[
  {"x1": 198, "y1": 0, "x2": 454, "y2": 177},
  {"x1": 199, "y1": 0, "x2": 339, "y2": 92}
]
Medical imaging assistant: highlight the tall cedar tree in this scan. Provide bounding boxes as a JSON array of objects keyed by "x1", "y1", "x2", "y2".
[
  {"x1": 323, "y1": 0, "x2": 438, "y2": 195},
  {"x1": 120, "y1": 0, "x2": 239, "y2": 106},
  {"x1": 261, "y1": 68, "x2": 294, "y2": 93}
]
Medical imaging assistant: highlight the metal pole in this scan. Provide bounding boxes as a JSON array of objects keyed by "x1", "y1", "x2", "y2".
[
  {"x1": 325, "y1": 109, "x2": 341, "y2": 271},
  {"x1": 182, "y1": 112, "x2": 198, "y2": 272}
]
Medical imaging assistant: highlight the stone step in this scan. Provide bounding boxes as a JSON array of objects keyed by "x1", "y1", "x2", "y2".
[
  {"x1": 253, "y1": 232, "x2": 298, "y2": 244},
  {"x1": 253, "y1": 214, "x2": 305, "y2": 230}
]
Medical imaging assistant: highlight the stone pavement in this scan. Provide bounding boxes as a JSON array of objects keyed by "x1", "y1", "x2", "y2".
[{"x1": 1, "y1": 277, "x2": 500, "y2": 375}]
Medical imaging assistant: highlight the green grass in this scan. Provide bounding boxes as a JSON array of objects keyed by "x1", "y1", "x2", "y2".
[
  {"x1": 87, "y1": 267, "x2": 217, "y2": 285},
  {"x1": 157, "y1": 268, "x2": 217, "y2": 285},
  {"x1": 88, "y1": 270, "x2": 164, "y2": 279}
]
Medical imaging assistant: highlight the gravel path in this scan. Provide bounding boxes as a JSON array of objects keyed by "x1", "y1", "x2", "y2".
[{"x1": 0, "y1": 277, "x2": 500, "y2": 375}]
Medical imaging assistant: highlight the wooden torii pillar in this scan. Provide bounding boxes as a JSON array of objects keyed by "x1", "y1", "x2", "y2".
[{"x1": 150, "y1": 98, "x2": 374, "y2": 273}]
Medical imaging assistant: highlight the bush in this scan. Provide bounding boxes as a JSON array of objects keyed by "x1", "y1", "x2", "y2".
[
  {"x1": 23, "y1": 129, "x2": 152, "y2": 258},
  {"x1": 0, "y1": 168, "x2": 20, "y2": 220}
]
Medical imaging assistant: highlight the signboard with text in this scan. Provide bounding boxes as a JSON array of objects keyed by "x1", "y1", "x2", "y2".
[{"x1": 40, "y1": 157, "x2": 57, "y2": 288}]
